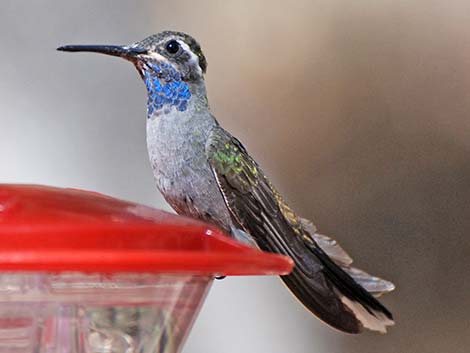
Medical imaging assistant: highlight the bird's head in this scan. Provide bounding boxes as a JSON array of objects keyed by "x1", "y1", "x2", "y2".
[{"x1": 58, "y1": 31, "x2": 208, "y2": 115}]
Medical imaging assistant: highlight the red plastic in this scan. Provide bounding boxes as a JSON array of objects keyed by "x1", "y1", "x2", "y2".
[{"x1": 0, "y1": 184, "x2": 293, "y2": 275}]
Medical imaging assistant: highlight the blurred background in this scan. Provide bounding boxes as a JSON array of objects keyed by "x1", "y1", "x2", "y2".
[{"x1": 1, "y1": 1, "x2": 469, "y2": 352}]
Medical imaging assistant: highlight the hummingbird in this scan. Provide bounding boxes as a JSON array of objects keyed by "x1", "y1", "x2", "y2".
[{"x1": 58, "y1": 31, "x2": 395, "y2": 334}]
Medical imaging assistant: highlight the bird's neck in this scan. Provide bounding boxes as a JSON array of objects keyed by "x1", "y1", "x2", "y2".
[
  {"x1": 145, "y1": 75, "x2": 216, "y2": 175},
  {"x1": 143, "y1": 64, "x2": 210, "y2": 118}
]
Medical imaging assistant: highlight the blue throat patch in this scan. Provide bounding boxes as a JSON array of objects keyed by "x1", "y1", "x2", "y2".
[{"x1": 144, "y1": 63, "x2": 191, "y2": 116}]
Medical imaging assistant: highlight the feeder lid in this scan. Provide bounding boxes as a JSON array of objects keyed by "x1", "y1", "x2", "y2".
[{"x1": 0, "y1": 184, "x2": 293, "y2": 275}]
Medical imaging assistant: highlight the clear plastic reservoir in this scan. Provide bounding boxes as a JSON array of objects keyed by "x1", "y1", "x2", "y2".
[{"x1": 0, "y1": 273, "x2": 211, "y2": 353}]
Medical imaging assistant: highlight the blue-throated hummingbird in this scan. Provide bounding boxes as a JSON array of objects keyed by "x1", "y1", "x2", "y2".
[{"x1": 58, "y1": 31, "x2": 395, "y2": 334}]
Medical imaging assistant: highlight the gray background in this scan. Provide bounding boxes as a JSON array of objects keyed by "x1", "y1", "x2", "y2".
[{"x1": 1, "y1": 1, "x2": 469, "y2": 352}]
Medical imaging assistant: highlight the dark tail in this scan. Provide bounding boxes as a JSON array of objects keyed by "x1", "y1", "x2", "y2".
[{"x1": 280, "y1": 235, "x2": 394, "y2": 333}]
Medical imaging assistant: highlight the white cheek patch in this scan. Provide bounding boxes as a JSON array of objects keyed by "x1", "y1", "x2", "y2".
[
  {"x1": 178, "y1": 40, "x2": 203, "y2": 76},
  {"x1": 124, "y1": 43, "x2": 171, "y2": 66},
  {"x1": 144, "y1": 52, "x2": 170, "y2": 63}
]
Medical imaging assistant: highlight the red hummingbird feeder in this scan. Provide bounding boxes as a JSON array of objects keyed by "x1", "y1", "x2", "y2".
[{"x1": 0, "y1": 184, "x2": 293, "y2": 353}]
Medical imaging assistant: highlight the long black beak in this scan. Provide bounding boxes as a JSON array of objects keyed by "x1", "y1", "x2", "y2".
[{"x1": 56, "y1": 44, "x2": 147, "y2": 59}]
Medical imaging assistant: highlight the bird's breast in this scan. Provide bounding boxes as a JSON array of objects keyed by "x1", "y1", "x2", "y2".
[{"x1": 145, "y1": 113, "x2": 232, "y2": 230}]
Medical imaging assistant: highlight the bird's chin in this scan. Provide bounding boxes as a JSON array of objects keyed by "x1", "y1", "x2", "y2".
[{"x1": 134, "y1": 62, "x2": 147, "y2": 81}]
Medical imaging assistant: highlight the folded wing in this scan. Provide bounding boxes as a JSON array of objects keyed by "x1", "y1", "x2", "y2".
[{"x1": 206, "y1": 126, "x2": 394, "y2": 333}]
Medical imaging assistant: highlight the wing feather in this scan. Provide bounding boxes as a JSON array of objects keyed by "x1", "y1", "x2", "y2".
[{"x1": 205, "y1": 126, "x2": 394, "y2": 333}]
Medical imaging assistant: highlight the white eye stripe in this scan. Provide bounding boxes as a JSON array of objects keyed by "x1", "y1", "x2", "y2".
[
  {"x1": 177, "y1": 40, "x2": 202, "y2": 75},
  {"x1": 144, "y1": 51, "x2": 169, "y2": 63}
]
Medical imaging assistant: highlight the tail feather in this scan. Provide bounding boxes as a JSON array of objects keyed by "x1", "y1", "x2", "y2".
[
  {"x1": 340, "y1": 296, "x2": 394, "y2": 333},
  {"x1": 281, "y1": 242, "x2": 394, "y2": 333},
  {"x1": 273, "y1": 218, "x2": 395, "y2": 333},
  {"x1": 301, "y1": 218, "x2": 395, "y2": 297},
  {"x1": 344, "y1": 267, "x2": 395, "y2": 297},
  {"x1": 281, "y1": 264, "x2": 363, "y2": 333}
]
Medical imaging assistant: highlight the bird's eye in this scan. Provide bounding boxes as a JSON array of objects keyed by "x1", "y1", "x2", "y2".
[{"x1": 165, "y1": 40, "x2": 180, "y2": 54}]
